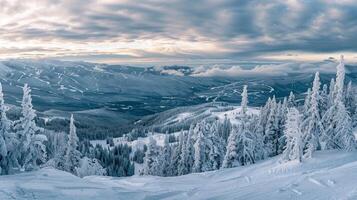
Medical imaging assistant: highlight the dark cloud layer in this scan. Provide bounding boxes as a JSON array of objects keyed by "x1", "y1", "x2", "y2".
[{"x1": 1, "y1": 0, "x2": 357, "y2": 63}]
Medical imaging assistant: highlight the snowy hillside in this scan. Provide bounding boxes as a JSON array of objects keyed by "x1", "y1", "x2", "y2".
[
  {"x1": 91, "y1": 105, "x2": 259, "y2": 150},
  {"x1": 1, "y1": 150, "x2": 357, "y2": 200},
  {"x1": 0, "y1": 59, "x2": 346, "y2": 139}
]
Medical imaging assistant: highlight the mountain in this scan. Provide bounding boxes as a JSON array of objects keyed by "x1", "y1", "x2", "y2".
[
  {"x1": 0, "y1": 59, "x2": 353, "y2": 139},
  {"x1": 1, "y1": 150, "x2": 356, "y2": 200}
]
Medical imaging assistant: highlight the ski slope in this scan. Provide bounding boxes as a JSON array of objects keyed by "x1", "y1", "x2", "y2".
[{"x1": 1, "y1": 150, "x2": 357, "y2": 200}]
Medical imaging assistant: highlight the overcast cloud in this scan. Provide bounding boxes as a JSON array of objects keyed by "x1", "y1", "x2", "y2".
[{"x1": 1, "y1": 0, "x2": 357, "y2": 64}]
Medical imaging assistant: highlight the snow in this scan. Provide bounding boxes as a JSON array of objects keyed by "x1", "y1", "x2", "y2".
[
  {"x1": 90, "y1": 106, "x2": 260, "y2": 151},
  {"x1": 1, "y1": 150, "x2": 357, "y2": 200}
]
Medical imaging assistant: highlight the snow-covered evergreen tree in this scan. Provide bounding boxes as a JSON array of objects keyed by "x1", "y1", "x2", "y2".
[
  {"x1": 319, "y1": 84, "x2": 329, "y2": 116},
  {"x1": 345, "y1": 81, "x2": 355, "y2": 115},
  {"x1": 15, "y1": 84, "x2": 47, "y2": 172},
  {"x1": 281, "y1": 108, "x2": 303, "y2": 162},
  {"x1": 168, "y1": 130, "x2": 183, "y2": 176},
  {"x1": 157, "y1": 134, "x2": 172, "y2": 176},
  {"x1": 65, "y1": 114, "x2": 82, "y2": 174},
  {"x1": 207, "y1": 120, "x2": 225, "y2": 170},
  {"x1": 334, "y1": 55, "x2": 345, "y2": 103},
  {"x1": 328, "y1": 78, "x2": 336, "y2": 107},
  {"x1": 322, "y1": 56, "x2": 355, "y2": 151},
  {"x1": 303, "y1": 88, "x2": 311, "y2": 116},
  {"x1": 264, "y1": 96, "x2": 279, "y2": 157},
  {"x1": 143, "y1": 134, "x2": 159, "y2": 175},
  {"x1": 178, "y1": 131, "x2": 190, "y2": 175},
  {"x1": 287, "y1": 91, "x2": 296, "y2": 108},
  {"x1": 222, "y1": 125, "x2": 239, "y2": 168},
  {"x1": 185, "y1": 127, "x2": 195, "y2": 173},
  {"x1": 240, "y1": 85, "x2": 248, "y2": 115},
  {"x1": 193, "y1": 127, "x2": 205, "y2": 172},
  {"x1": 220, "y1": 114, "x2": 232, "y2": 142},
  {"x1": 76, "y1": 157, "x2": 106, "y2": 178},
  {"x1": 302, "y1": 72, "x2": 323, "y2": 158},
  {"x1": 236, "y1": 116, "x2": 255, "y2": 166}
]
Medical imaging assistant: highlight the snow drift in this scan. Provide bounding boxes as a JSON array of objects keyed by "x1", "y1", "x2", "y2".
[{"x1": 1, "y1": 150, "x2": 357, "y2": 200}]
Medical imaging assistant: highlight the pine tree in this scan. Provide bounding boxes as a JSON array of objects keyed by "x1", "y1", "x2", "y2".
[
  {"x1": 319, "y1": 84, "x2": 329, "y2": 116},
  {"x1": 345, "y1": 81, "x2": 355, "y2": 115},
  {"x1": 328, "y1": 78, "x2": 336, "y2": 107},
  {"x1": 193, "y1": 127, "x2": 205, "y2": 172},
  {"x1": 322, "y1": 56, "x2": 355, "y2": 151},
  {"x1": 65, "y1": 114, "x2": 82, "y2": 174},
  {"x1": 143, "y1": 135, "x2": 158, "y2": 175},
  {"x1": 168, "y1": 131, "x2": 183, "y2": 176},
  {"x1": 15, "y1": 84, "x2": 47, "y2": 172},
  {"x1": 303, "y1": 88, "x2": 311, "y2": 116},
  {"x1": 222, "y1": 125, "x2": 239, "y2": 168},
  {"x1": 185, "y1": 127, "x2": 195, "y2": 173},
  {"x1": 157, "y1": 134, "x2": 171, "y2": 176},
  {"x1": 178, "y1": 131, "x2": 190, "y2": 175},
  {"x1": 264, "y1": 96, "x2": 279, "y2": 157},
  {"x1": 302, "y1": 72, "x2": 323, "y2": 158},
  {"x1": 208, "y1": 120, "x2": 225, "y2": 170},
  {"x1": 334, "y1": 55, "x2": 345, "y2": 103},
  {"x1": 236, "y1": 116, "x2": 255, "y2": 165},
  {"x1": 240, "y1": 85, "x2": 248, "y2": 115},
  {"x1": 281, "y1": 107, "x2": 303, "y2": 162},
  {"x1": 220, "y1": 114, "x2": 232, "y2": 142},
  {"x1": 287, "y1": 91, "x2": 296, "y2": 108}
]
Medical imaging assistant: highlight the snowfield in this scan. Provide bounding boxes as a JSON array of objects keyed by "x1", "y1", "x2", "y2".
[{"x1": 1, "y1": 150, "x2": 357, "y2": 200}]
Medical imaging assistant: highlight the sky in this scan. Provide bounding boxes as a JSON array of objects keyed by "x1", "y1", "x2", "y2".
[{"x1": 1, "y1": 0, "x2": 357, "y2": 65}]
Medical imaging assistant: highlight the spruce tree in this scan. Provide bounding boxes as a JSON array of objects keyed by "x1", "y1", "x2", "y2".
[
  {"x1": 15, "y1": 84, "x2": 47, "y2": 172},
  {"x1": 281, "y1": 107, "x2": 303, "y2": 162},
  {"x1": 65, "y1": 114, "x2": 82, "y2": 174}
]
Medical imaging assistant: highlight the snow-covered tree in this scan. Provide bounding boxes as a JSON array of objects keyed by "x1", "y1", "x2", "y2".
[
  {"x1": 222, "y1": 125, "x2": 239, "y2": 168},
  {"x1": 15, "y1": 84, "x2": 47, "y2": 172},
  {"x1": 168, "y1": 130, "x2": 183, "y2": 176},
  {"x1": 65, "y1": 114, "x2": 81, "y2": 174},
  {"x1": 334, "y1": 55, "x2": 345, "y2": 103},
  {"x1": 207, "y1": 120, "x2": 225, "y2": 170},
  {"x1": 328, "y1": 78, "x2": 336, "y2": 107},
  {"x1": 178, "y1": 131, "x2": 190, "y2": 175},
  {"x1": 319, "y1": 84, "x2": 329, "y2": 115},
  {"x1": 281, "y1": 108, "x2": 303, "y2": 162},
  {"x1": 236, "y1": 116, "x2": 255, "y2": 166},
  {"x1": 185, "y1": 127, "x2": 195, "y2": 173},
  {"x1": 220, "y1": 114, "x2": 232, "y2": 142},
  {"x1": 287, "y1": 91, "x2": 296, "y2": 108},
  {"x1": 240, "y1": 85, "x2": 248, "y2": 115},
  {"x1": 345, "y1": 81, "x2": 355, "y2": 115},
  {"x1": 264, "y1": 96, "x2": 279, "y2": 156},
  {"x1": 322, "y1": 56, "x2": 355, "y2": 151},
  {"x1": 143, "y1": 135, "x2": 159, "y2": 175},
  {"x1": 44, "y1": 131, "x2": 67, "y2": 171},
  {"x1": 302, "y1": 72, "x2": 323, "y2": 158},
  {"x1": 76, "y1": 157, "x2": 106, "y2": 178},
  {"x1": 157, "y1": 134, "x2": 172, "y2": 176},
  {"x1": 193, "y1": 127, "x2": 205, "y2": 172},
  {"x1": 303, "y1": 88, "x2": 311, "y2": 116},
  {"x1": 0, "y1": 82, "x2": 16, "y2": 174}
]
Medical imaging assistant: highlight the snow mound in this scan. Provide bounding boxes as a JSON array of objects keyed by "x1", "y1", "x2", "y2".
[{"x1": 1, "y1": 151, "x2": 357, "y2": 199}]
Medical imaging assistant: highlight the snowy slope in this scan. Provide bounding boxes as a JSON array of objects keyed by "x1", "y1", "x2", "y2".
[
  {"x1": 1, "y1": 150, "x2": 357, "y2": 200},
  {"x1": 90, "y1": 105, "x2": 259, "y2": 151}
]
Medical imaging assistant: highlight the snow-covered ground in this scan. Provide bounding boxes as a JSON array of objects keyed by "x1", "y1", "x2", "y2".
[
  {"x1": 1, "y1": 150, "x2": 357, "y2": 200},
  {"x1": 90, "y1": 106, "x2": 260, "y2": 150}
]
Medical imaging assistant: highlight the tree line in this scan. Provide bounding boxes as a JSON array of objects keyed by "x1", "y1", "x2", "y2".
[{"x1": 142, "y1": 56, "x2": 356, "y2": 176}]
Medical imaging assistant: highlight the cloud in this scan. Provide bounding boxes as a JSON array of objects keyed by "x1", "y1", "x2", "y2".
[
  {"x1": 192, "y1": 61, "x2": 340, "y2": 77},
  {"x1": 1, "y1": 0, "x2": 357, "y2": 63}
]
